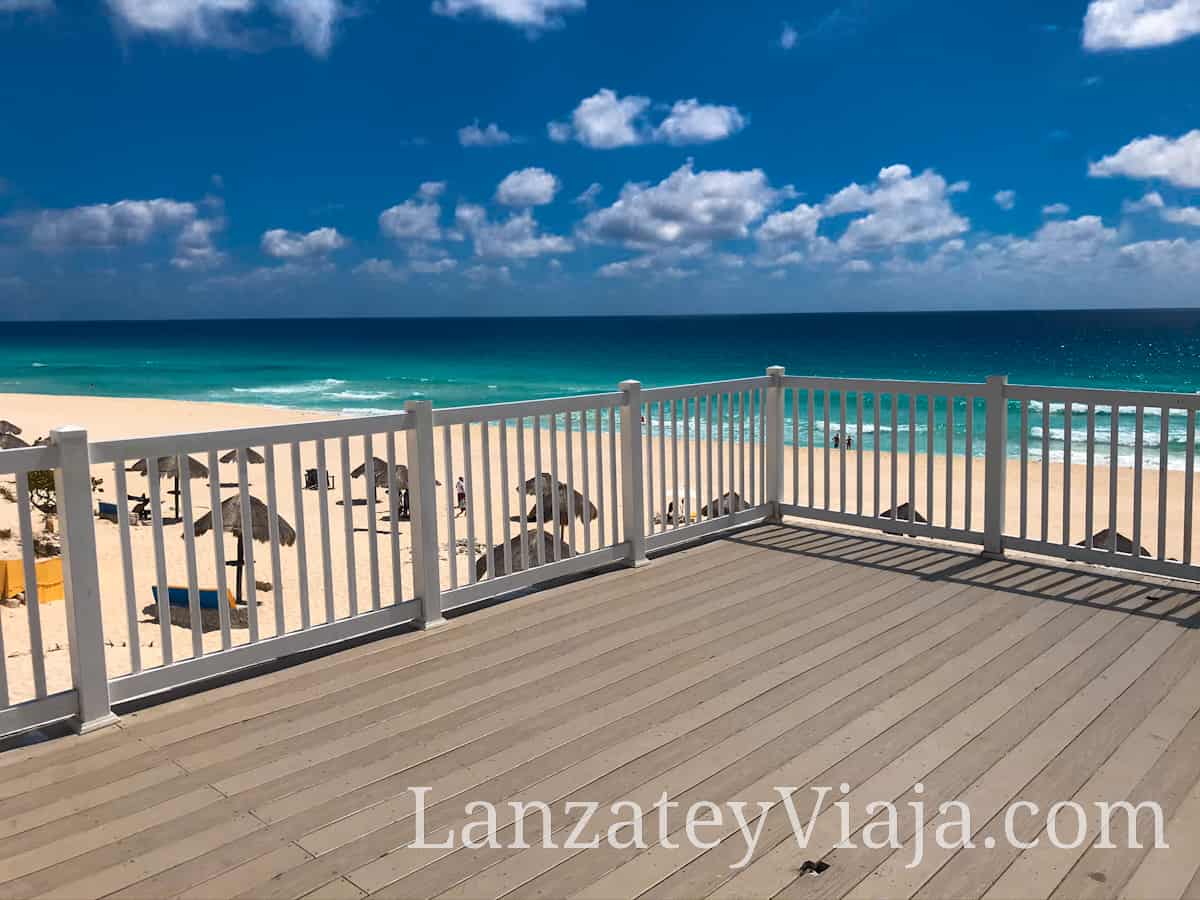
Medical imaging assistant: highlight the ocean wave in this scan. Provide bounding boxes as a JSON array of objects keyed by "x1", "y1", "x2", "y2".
[
  {"x1": 327, "y1": 390, "x2": 391, "y2": 401},
  {"x1": 1030, "y1": 425, "x2": 1198, "y2": 450},
  {"x1": 1024, "y1": 399, "x2": 1190, "y2": 418},
  {"x1": 340, "y1": 407, "x2": 402, "y2": 417},
  {"x1": 231, "y1": 378, "x2": 347, "y2": 396},
  {"x1": 30, "y1": 362, "x2": 47, "y2": 368}
]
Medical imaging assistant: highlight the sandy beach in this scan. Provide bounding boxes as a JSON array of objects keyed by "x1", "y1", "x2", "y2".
[{"x1": 0, "y1": 392, "x2": 1194, "y2": 705}]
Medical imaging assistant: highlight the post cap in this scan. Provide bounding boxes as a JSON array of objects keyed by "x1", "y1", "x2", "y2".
[
  {"x1": 619, "y1": 379, "x2": 642, "y2": 391},
  {"x1": 766, "y1": 365, "x2": 786, "y2": 378},
  {"x1": 49, "y1": 425, "x2": 88, "y2": 444}
]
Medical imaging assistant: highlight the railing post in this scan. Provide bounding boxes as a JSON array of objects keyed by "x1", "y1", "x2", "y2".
[
  {"x1": 619, "y1": 380, "x2": 648, "y2": 567},
  {"x1": 765, "y1": 366, "x2": 786, "y2": 522},
  {"x1": 51, "y1": 426, "x2": 118, "y2": 734},
  {"x1": 983, "y1": 375, "x2": 1009, "y2": 558},
  {"x1": 404, "y1": 400, "x2": 445, "y2": 629}
]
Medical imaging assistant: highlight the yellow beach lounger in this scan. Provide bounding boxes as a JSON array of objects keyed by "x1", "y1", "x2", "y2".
[{"x1": 0, "y1": 557, "x2": 65, "y2": 603}]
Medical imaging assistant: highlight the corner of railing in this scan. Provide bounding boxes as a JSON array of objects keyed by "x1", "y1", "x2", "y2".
[
  {"x1": 403, "y1": 400, "x2": 446, "y2": 629},
  {"x1": 618, "y1": 380, "x2": 648, "y2": 567},
  {"x1": 765, "y1": 366, "x2": 786, "y2": 523},
  {"x1": 51, "y1": 425, "x2": 119, "y2": 734},
  {"x1": 982, "y1": 375, "x2": 1009, "y2": 559}
]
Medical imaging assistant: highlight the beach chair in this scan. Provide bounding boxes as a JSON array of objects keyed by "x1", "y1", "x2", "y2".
[
  {"x1": 97, "y1": 501, "x2": 119, "y2": 523},
  {"x1": 151, "y1": 585, "x2": 237, "y2": 610},
  {"x1": 304, "y1": 468, "x2": 335, "y2": 491}
]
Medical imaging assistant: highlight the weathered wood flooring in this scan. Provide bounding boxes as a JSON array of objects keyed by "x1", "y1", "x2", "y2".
[{"x1": 1, "y1": 523, "x2": 1199, "y2": 900}]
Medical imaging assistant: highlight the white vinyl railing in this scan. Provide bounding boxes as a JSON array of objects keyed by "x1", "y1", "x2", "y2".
[{"x1": 0, "y1": 368, "x2": 1197, "y2": 738}]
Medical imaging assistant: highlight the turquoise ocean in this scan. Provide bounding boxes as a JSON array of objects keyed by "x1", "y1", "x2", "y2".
[{"x1": 4, "y1": 311, "x2": 1199, "y2": 468}]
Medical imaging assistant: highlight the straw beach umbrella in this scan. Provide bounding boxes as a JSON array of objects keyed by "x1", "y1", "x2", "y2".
[
  {"x1": 516, "y1": 473, "x2": 599, "y2": 526},
  {"x1": 0, "y1": 420, "x2": 22, "y2": 436},
  {"x1": 192, "y1": 494, "x2": 296, "y2": 604},
  {"x1": 476, "y1": 530, "x2": 572, "y2": 580},
  {"x1": 351, "y1": 457, "x2": 407, "y2": 493},
  {"x1": 219, "y1": 448, "x2": 266, "y2": 465},
  {"x1": 129, "y1": 455, "x2": 210, "y2": 521},
  {"x1": 0, "y1": 432, "x2": 29, "y2": 450}
]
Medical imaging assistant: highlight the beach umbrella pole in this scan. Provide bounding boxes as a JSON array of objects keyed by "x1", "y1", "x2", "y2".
[
  {"x1": 235, "y1": 533, "x2": 245, "y2": 605},
  {"x1": 173, "y1": 473, "x2": 181, "y2": 521}
]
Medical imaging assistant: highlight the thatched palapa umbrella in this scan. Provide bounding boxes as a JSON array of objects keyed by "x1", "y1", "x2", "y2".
[
  {"x1": 193, "y1": 494, "x2": 296, "y2": 604},
  {"x1": 219, "y1": 448, "x2": 266, "y2": 465},
  {"x1": 129, "y1": 455, "x2": 210, "y2": 521},
  {"x1": 517, "y1": 473, "x2": 599, "y2": 527},
  {"x1": 477, "y1": 530, "x2": 572, "y2": 580},
  {"x1": 0, "y1": 432, "x2": 29, "y2": 450},
  {"x1": 0, "y1": 420, "x2": 22, "y2": 436},
  {"x1": 351, "y1": 457, "x2": 409, "y2": 494}
]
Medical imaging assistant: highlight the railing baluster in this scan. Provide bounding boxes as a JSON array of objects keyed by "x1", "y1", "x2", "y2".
[
  {"x1": 113, "y1": 463, "x2": 144, "y2": 670},
  {"x1": 15, "y1": 480, "x2": 46, "y2": 696},
  {"x1": 890, "y1": 393, "x2": 898, "y2": 520},
  {"x1": 1109, "y1": 405, "x2": 1119, "y2": 554},
  {"x1": 659, "y1": 400, "x2": 668, "y2": 525},
  {"x1": 908, "y1": 393, "x2": 916, "y2": 524},
  {"x1": 442, "y1": 426, "x2": 457, "y2": 589},
  {"x1": 840, "y1": 390, "x2": 848, "y2": 513},
  {"x1": 1062, "y1": 405, "x2": 1072, "y2": 547},
  {"x1": 177, "y1": 452, "x2": 203, "y2": 657},
  {"x1": 315, "y1": 440, "x2": 335, "y2": 623},
  {"x1": 515, "y1": 418, "x2": 529, "y2": 570},
  {"x1": 748, "y1": 390, "x2": 757, "y2": 507},
  {"x1": 208, "y1": 450, "x2": 233, "y2": 646},
  {"x1": 872, "y1": 392, "x2": 881, "y2": 517},
  {"x1": 462, "y1": 423, "x2": 476, "y2": 582},
  {"x1": 1085, "y1": 405, "x2": 1096, "y2": 551},
  {"x1": 533, "y1": 416, "x2": 546, "y2": 566},
  {"x1": 1040, "y1": 399, "x2": 1050, "y2": 543},
  {"x1": 500, "y1": 419, "x2": 515, "y2": 567},
  {"x1": 681, "y1": 399, "x2": 690, "y2": 528},
  {"x1": 717, "y1": 394, "x2": 725, "y2": 518},
  {"x1": 1133, "y1": 405, "x2": 1144, "y2": 556},
  {"x1": 338, "y1": 436, "x2": 358, "y2": 617},
  {"x1": 646, "y1": 401, "x2": 656, "y2": 530},
  {"x1": 1158, "y1": 407, "x2": 1169, "y2": 561},
  {"x1": 691, "y1": 397, "x2": 700, "y2": 525},
  {"x1": 289, "y1": 442, "x2": 311, "y2": 628},
  {"x1": 147, "y1": 456, "x2": 173, "y2": 662},
  {"x1": 808, "y1": 389, "x2": 815, "y2": 507},
  {"x1": 823, "y1": 389, "x2": 832, "y2": 511},
  {"x1": 589, "y1": 409, "x2": 601, "y2": 548},
  {"x1": 264, "y1": 443, "x2": 289, "y2": 627},
  {"x1": 383, "y1": 433, "x2": 401, "y2": 604},
  {"x1": 965, "y1": 396, "x2": 974, "y2": 532},
  {"x1": 926, "y1": 395, "x2": 935, "y2": 524},
  {"x1": 946, "y1": 396, "x2": 955, "y2": 529},
  {"x1": 565, "y1": 412, "x2": 577, "y2": 555},
  {"x1": 856, "y1": 391, "x2": 864, "y2": 517},
  {"x1": 791, "y1": 387, "x2": 800, "y2": 507},
  {"x1": 361, "y1": 436, "x2": 380, "y2": 611},
  {"x1": 1185, "y1": 409, "x2": 1196, "y2": 566},
  {"x1": 671, "y1": 400, "x2": 680, "y2": 530},
  {"x1": 482, "y1": 420, "x2": 498, "y2": 568},
  {"x1": 1019, "y1": 400, "x2": 1029, "y2": 540},
  {"x1": 236, "y1": 448, "x2": 259, "y2": 638},
  {"x1": 609, "y1": 406, "x2": 619, "y2": 542}
]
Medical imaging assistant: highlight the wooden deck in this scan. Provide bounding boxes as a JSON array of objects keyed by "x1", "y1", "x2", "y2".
[{"x1": 2, "y1": 523, "x2": 1200, "y2": 900}]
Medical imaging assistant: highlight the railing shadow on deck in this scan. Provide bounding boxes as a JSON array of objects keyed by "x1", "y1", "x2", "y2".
[{"x1": 724, "y1": 522, "x2": 1200, "y2": 629}]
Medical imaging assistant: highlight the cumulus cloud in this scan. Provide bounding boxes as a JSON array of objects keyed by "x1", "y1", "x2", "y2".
[
  {"x1": 354, "y1": 258, "x2": 407, "y2": 281},
  {"x1": 458, "y1": 121, "x2": 514, "y2": 147},
  {"x1": 549, "y1": 89, "x2": 747, "y2": 148},
  {"x1": 1083, "y1": 0, "x2": 1200, "y2": 50},
  {"x1": 653, "y1": 99, "x2": 747, "y2": 146},
  {"x1": 106, "y1": 0, "x2": 344, "y2": 55},
  {"x1": 455, "y1": 203, "x2": 572, "y2": 258},
  {"x1": 977, "y1": 216, "x2": 1119, "y2": 270},
  {"x1": 1162, "y1": 205, "x2": 1200, "y2": 226},
  {"x1": 1043, "y1": 202, "x2": 1071, "y2": 216},
  {"x1": 16, "y1": 197, "x2": 224, "y2": 270},
  {"x1": 993, "y1": 189, "x2": 1016, "y2": 210},
  {"x1": 1123, "y1": 190, "x2": 1200, "y2": 226},
  {"x1": 756, "y1": 203, "x2": 823, "y2": 243},
  {"x1": 580, "y1": 161, "x2": 786, "y2": 249},
  {"x1": 380, "y1": 183, "x2": 448, "y2": 242},
  {"x1": 495, "y1": 167, "x2": 560, "y2": 207},
  {"x1": 431, "y1": 0, "x2": 584, "y2": 31},
  {"x1": 1090, "y1": 130, "x2": 1200, "y2": 188},
  {"x1": 261, "y1": 226, "x2": 347, "y2": 259},
  {"x1": 823, "y1": 164, "x2": 970, "y2": 252}
]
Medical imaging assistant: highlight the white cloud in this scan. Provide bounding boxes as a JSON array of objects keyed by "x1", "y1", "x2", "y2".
[
  {"x1": 455, "y1": 203, "x2": 572, "y2": 258},
  {"x1": 354, "y1": 258, "x2": 407, "y2": 281},
  {"x1": 458, "y1": 121, "x2": 514, "y2": 147},
  {"x1": 1083, "y1": 0, "x2": 1200, "y2": 50},
  {"x1": 653, "y1": 99, "x2": 747, "y2": 146},
  {"x1": 824, "y1": 164, "x2": 970, "y2": 252},
  {"x1": 549, "y1": 89, "x2": 748, "y2": 148},
  {"x1": 842, "y1": 259, "x2": 873, "y2": 273},
  {"x1": 1124, "y1": 190, "x2": 1200, "y2": 226},
  {"x1": 495, "y1": 167, "x2": 560, "y2": 207},
  {"x1": 18, "y1": 197, "x2": 224, "y2": 269},
  {"x1": 1122, "y1": 191, "x2": 1165, "y2": 213},
  {"x1": 580, "y1": 161, "x2": 786, "y2": 249},
  {"x1": 1042, "y1": 202, "x2": 1071, "y2": 216},
  {"x1": 779, "y1": 22, "x2": 798, "y2": 49},
  {"x1": 1090, "y1": 130, "x2": 1200, "y2": 188},
  {"x1": 993, "y1": 189, "x2": 1016, "y2": 210},
  {"x1": 261, "y1": 226, "x2": 347, "y2": 259},
  {"x1": 1163, "y1": 205, "x2": 1200, "y2": 226},
  {"x1": 978, "y1": 216, "x2": 1119, "y2": 269},
  {"x1": 550, "y1": 89, "x2": 651, "y2": 148},
  {"x1": 380, "y1": 186, "x2": 447, "y2": 242},
  {"x1": 1119, "y1": 237, "x2": 1200, "y2": 271},
  {"x1": 106, "y1": 0, "x2": 344, "y2": 55},
  {"x1": 756, "y1": 203, "x2": 823, "y2": 243},
  {"x1": 431, "y1": 0, "x2": 584, "y2": 31}
]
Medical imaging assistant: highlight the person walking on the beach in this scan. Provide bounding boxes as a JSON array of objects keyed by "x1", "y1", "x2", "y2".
[{"x1": 455, "y1": 476, "x2": 467, "y2": 516}]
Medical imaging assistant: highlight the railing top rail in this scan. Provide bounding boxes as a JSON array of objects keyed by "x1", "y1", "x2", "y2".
[
  {"x1": 88, "y1": 410, "x2": 413, "y2": 464},
  {"x1": 0, "y1": 443, "x2": 59, "y2": 476},
  {"x1": 1004, "y1": 382, "x2": 1200, "y2": 410},
  {"x1": 782, "y1": 374, "x2": 985, "y2": 395},
  {"x1": 432, "y1": 392, "x2": 625, "y2": 426},
  {"x1": 639, "y1": 377, "x2": 768, "y2": 401}
]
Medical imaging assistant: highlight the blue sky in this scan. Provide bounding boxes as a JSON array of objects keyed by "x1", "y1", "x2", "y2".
[{"x1": 1, "y1": 0, "x2": 1199, "y2": 318}]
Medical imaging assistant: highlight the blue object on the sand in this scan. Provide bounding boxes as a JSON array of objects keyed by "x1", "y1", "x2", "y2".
[{"x1": 152, "y1": 585, "x2": 234, "y2": 610}]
